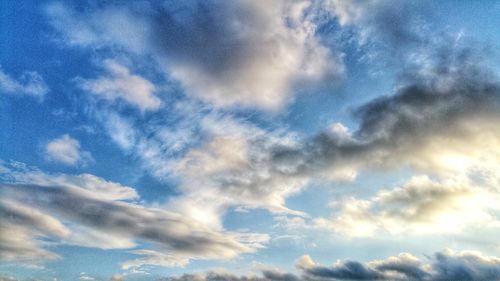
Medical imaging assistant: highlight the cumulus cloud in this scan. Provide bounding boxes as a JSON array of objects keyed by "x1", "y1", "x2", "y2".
[
  {"x1": 0, "y1": 66, "x2": 49, "y2": 98},
  {"x1": 78, "y1": 60, "x2": 161, "y2": 112},
  {"x1": 267, "y1": 44, "x2": 500, "y2": 178},
  {"x1": 298, "y1": 249, "x2": 500, "y2": 281},
  {"x1": 45, "y1": 134, "x2": 93, "y2": 166},
  {"x1": 46, "y1": 0, "x2": 344, "y2": 110},
  {"x1": 315, "y1": 175, "x2": 499, "y2": 236},
  {"x1": 0, "y1": 161, "x2": 266, "y2": 266},
  {"x1": 159, "y1": 249, "x2": 500, "y2": 281}
]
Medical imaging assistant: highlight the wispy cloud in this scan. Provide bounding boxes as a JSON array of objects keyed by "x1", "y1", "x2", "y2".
[
  {"x1": 0, "y1": 66, "x2": 49, "y2": 99},
  {"x1": 77, "y1": 59, "x2": 161, "y2": 112}
]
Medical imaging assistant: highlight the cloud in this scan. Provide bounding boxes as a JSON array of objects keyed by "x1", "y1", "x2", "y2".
[
  {"x1": 48, "y1": 0, "x2": 500, "y2": 244},
  {"x1": 159, "y1": 249, "x2": 500, "y2": 281},
  {"x1": 79, "y1": 273, "x2": 96, "y2": 281},
  {"x1": 315, "y1": 175, "x2": 499, "y2": 237},
  {"x1": 159, "y1": 268, "x2": 298, "y2": 281},
  {"x1": 0, "y1": 161, "x2": 267, "y2": 266},
  {"x1": 99, "y1": 107, "x2": 309, "y2": 229},
  {"x1": 96, "y1": 38, "x2": 500, "y2": 236},
  {"x1": 46, "y1": 1, "x2": 344, "y2": 110},
  {"x1": 121, "y1": 249, "x2": 190, "y2": 270},
  {"x1": 78, "y1": 60, "x2": 161, "y2": 112},
  {"x1": 0, "y1": 66, "x2": 49, "y2": 98},
  {"x1": 266, "y1": 43, "x2": 500, "y2": 178},
  {"x1": 0, "y1": 198, "x2": 69, "y2": 263},
  {"x1": 0, "y1": 277, "x2": 19, "y2": 281},
  {"x1": 44, "y1": 134, "x2": 93, "y2": 166},
  {"x1": 110, "y1": 275, "x2": 124, "y2": 281},
  {"x1": 299, "y1": 249, "x2": 500, "y2": 281},
  {"x1": 325, "y1": 0, "x2": 428, "y2": 48},
  {"x1": 0, "y1": 161, "x2": 138, "y2": 201}
]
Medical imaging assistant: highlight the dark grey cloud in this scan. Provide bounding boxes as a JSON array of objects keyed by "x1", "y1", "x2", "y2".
[
  {"x1": 301, "y1": 261, "x2": 383, "y2": 280},
  {"x1": 302, "y1": 250, "x2": 500, "y2": 281},
  {"x1": 430, "y1": 250, "x2": 500, "y2": 281},
  {"x1": 261, "y1": 269, "x2": 300, "y2": 281},
  {"x1": 158, "y1": 249, "x2": 500, "y2": 281},
  {"x1": 264, "y1": 39, "x2": 500, "y2": 179}
]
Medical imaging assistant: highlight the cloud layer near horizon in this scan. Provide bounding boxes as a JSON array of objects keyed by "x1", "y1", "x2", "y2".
[{"x1": 159, "y1": 249, "x2": 500, "y2": 281}]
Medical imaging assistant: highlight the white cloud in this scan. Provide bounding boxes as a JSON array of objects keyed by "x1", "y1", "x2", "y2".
[
  {"x1": 99, "y1": 107, "x2": 307, "y2": 228},
  {"x1": 46, "y1": 1, "x2": 344, "y2": 110},
  {"x1": 1, "y1": 162, "x2": 138, "y2": 201},
  {"x1": 163, "y1": 1, "x2": 343, "y2": 110},
  {"x1": 0, "y1": 67, "x2": 49, "y2": 98},
  {"x1": 0, "y1": 161, "x2": 267, "y2": 267},
  {"x1": 45, "y1": 134, "x2": 93, "y2": 166},
  {"x1": 79, "y1": 60, "x2": 160, "y2": 112},
  {"x1": 315, "y1": 175, "x2": 500, "y2": 237},
  {"x1": 78, "y1": 274, "x2": 95, "y2": 281}
]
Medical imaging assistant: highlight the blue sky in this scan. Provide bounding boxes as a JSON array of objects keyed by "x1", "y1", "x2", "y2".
[{"x1": 1, "y1": 1, "x2": 500, "y2": 281}]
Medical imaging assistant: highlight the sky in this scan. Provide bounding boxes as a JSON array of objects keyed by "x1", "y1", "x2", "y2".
[{"x1": 1, "y1": 1, "x2": 500, "y2": 281}]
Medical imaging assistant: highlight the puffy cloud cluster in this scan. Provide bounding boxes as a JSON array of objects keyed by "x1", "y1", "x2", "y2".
[
  {"x1": 315, "y1": 175, "x2": 499, "y2": 236},
  {"x1": 46, "y1": 0, "x2": 344, "y2": 110},
  {"x1": 0, "y1": 162, "x2": 267, "y2": 268},
  {"x1": 44, "y1": 134, "x2": 94, "y2": 166},
  {"x1": 160, "y1": 249, "x2": 500, "y2": 281},
  {"x1": 299, "y1": 249, "x2": 500, "y2": 281}
]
